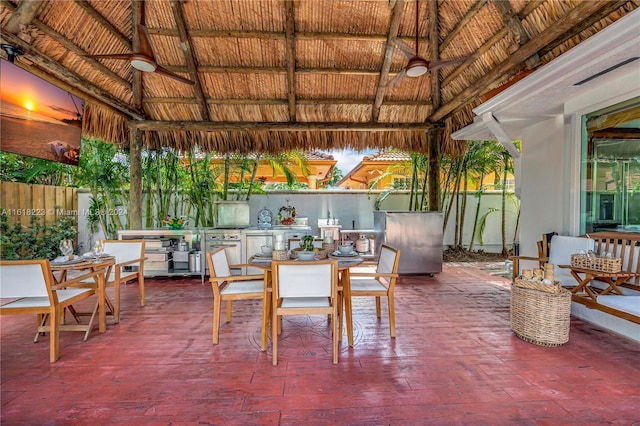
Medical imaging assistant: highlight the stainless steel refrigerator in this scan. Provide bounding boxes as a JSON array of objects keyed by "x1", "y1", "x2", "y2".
[{"x1": 373, "y1": 211, "x2": 443, "y2": 275}]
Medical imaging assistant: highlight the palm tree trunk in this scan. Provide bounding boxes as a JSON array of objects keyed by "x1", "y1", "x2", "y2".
[
  {"x1": 245, "y1": 154, "x2": 261, "y2": 201},
  {"x1": 468, "y1": 173, "x2": 485, "y2": 251},
  {"x1": 223, "y1": 154, "x2": 230, "y2": 201},
  {"x1": 409, "y1": 158, "x2": 418, "y2": 211}
]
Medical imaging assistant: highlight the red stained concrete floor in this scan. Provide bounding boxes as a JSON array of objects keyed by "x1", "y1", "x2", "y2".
[{"x1": 1, "y1": 263, "x2": 639, "y2": 425}]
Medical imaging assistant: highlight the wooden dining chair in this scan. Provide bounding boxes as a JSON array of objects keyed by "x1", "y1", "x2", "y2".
[
  {"x1": 271, "y1": 259, "x2": 339, "y2": 366},
  {"x1": 0, "y1": 259, "x2": 99, "y2": 362},
  {"x1": 81, "y1": 240, "x2": 146, "y2": 323},
  {"x1": 206, "y1": 247, "x2": 267, "y2": 345},
  {"x1": 348, "y1": 244, "x2": 400, "y2": 338}
]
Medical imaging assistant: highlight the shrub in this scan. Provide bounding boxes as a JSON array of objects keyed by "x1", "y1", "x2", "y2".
[{"x1": 0, "y1": 210, "x2": 77, "y2": 260}]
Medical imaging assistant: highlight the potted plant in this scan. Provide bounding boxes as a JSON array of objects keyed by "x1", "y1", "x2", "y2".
[
  {"x1": 301, "y1": 235, "x2": 315, "y2": 252},
  {"x1": 297, "y1": 235, "x2": 317, "y2": 260}
]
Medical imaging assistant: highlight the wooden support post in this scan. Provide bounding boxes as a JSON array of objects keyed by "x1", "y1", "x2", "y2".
[
  {"x1": 427, "y1": 127, "x2": 441, "y2": 212},
  {"x1": 129, "y1": 125, "x2": 142, "y2": 229}
]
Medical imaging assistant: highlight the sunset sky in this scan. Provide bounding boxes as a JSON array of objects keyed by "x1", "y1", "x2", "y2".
[{"x1": 0, "y1": 59, "x2": 84, "y2": 122}]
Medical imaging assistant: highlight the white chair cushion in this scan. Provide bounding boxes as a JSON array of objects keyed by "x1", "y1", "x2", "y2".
[
  {"x1": 547, "y1": 236, "x2": 594, "y2": 286},
  {"x1": 350, "y1": 278, "x2": 387, "y2": 292},
  {"x1": 0, "y1": 289, "x2": 92, "y2": 309},
  {"x1": 281, "y1": 297, "x2": 330, "y2": 308},
  {"x1": 597, "y1": 296, "x2": 640, "y2": 317},
  {"x1": 221, "y1": 280, "x2": 264, "y2": 295},
  {"x1": 1, "y1": 296, "x2": 51, "y2": 308}
]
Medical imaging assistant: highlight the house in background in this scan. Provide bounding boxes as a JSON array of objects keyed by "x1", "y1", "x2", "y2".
[
  {"x1": 338, "y1": 149, "x2": 515, "y2": 191},
  {"x1": 337, "y1": 150, "x2": 410, "y2": 190},
  {"x1": 209, "y1": 151, "x2": 336, "y2": 189}
]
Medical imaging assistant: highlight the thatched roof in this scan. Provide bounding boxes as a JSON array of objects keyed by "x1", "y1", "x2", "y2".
[{"x1": 1, "y1": 0, "x2": 637, "y2": 157}]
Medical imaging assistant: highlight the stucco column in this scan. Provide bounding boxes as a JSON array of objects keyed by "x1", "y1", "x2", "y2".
[{"x1": 307, "y1": 175, "x2": 318, "y2": 190}]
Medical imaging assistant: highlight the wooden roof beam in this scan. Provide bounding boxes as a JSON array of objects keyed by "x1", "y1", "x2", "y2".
[
  {"x1": 441, "y1": 1, "x2": 541, "y2": 88},
  {"x1": 74, "y1": 0, "x2": 131, "y2": 49},
  {"x1": 162, "y1": 65, "x2": 403, "y2": 75},
  {"x1": 133, "y1": 121, "x2": 436, "y2": 132},
  {"x1": 170, "y1": 0, "x2": 208, "y2": 120},
  {"x1": 142, "y1": 97, "x2": 431, "y2": 106},
  {"x1": 0, "y1": 0, "x2": 130, "y2": 89},
  {"x1": 131, "y1": 0, "x2": 143, "y2": 111},
  {"x1": 431, "y1": 0, "x2": 613, "y2": 121},
  {"x1": 372, "y1": 0, "x2": 404, "y2": 122},
  {"x1": 147, "y1": 27, "x2": 418, "y2": 45},
  {"x1": 0, "y1": 30, "x2": 144, "y2": 120},
  {"x1": 428, "y1": 0, "x2": 441, "y2": 111},
  {"x1": 3, "y1": 0, "x2": 43, "y2": 34},
  {"x1": 490, "y1": 0, "x2": 540, "y2": 68},
  {"x1": 538, "y1": 0, "x2": 630, "y2": 58},
  {"x1": 284, "y1": 0, "x2": 297, "y2": 121}
]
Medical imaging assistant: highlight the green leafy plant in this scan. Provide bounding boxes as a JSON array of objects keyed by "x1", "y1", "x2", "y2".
[
  {"x1": 301, "y1": 235, "x2": 315, "y2": 251},
  {"x1": 0, "y1": 209, "x2": 77, "y2": 260}
]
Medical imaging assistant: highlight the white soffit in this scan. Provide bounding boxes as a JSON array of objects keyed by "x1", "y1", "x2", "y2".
[{"x1": 452, "y1": 8, "x2": 640, "y2": 142}]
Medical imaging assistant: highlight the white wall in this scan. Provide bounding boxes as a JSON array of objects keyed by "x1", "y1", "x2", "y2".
[
  {"x1": 519, "y1": 115, "x2": 566, "y2": 257},
  {"x1": 517, "y1": 65, "x2": 639, "y2": 257}
]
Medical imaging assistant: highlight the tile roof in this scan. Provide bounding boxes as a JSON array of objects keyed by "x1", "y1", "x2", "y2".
[{"x1": 363, "y1": 149, "x2": 410, "y2": 162}]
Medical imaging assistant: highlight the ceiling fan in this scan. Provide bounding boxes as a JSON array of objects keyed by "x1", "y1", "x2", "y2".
[
  {"x1": 390, "y1": 2, "x2": 468, "y2": 87},
  {"x1": 88, "y1": 24, "x2": 195, "y2": 85}
]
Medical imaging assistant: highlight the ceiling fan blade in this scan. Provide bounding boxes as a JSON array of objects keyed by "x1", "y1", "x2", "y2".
[
  {"x1": 391, "y1": 37, "x2": 415, "y2": 59},
  {"x1": 428, "y1": 56, "x2": 470, "y2": 71},
  {"x1": 155, "y1": 65, "x2": 195, "y2": 85},
  {"x1": 388, "y1": 68, "x2": 407, "y2": 89},
  {"x1": 137, "y1": 24, "x2": 156, "y2": 59},
  {"x1": 86, "y1": 53, "x2": 133, "y2": 60}
]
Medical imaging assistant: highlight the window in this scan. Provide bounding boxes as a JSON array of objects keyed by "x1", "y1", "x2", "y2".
[
  {"x1": 391, "y1": 176, "x2": 409, "y2": 189},
  {"x1": 581, "y1": 97, "x2": 640, "y2": 233}
]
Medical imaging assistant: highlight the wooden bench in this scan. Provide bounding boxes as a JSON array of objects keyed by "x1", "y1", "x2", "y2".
[
  {"x1": 573, "y1": 232, "x2": 640, "y2": 325},
  {"x1": 511, "y1": 231, "x2": 640, "y2": 325}
]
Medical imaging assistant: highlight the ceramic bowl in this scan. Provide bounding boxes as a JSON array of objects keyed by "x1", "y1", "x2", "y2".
[
  {"x1": 338, "y1": 245, "x2": 353, "y2": 254},
  {"x1": 297, "y1": 251, "x2": 316, "y2": 261},
  {"x1": 260, "y1": 245, "x2": 273, "y2": 256}
]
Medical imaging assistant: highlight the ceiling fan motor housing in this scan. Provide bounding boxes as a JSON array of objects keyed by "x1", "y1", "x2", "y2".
[
  {"x1": 406, "y1": 56, "x2": 429, "y2": 77},
  {"x1": 130, "y1": 54, "x2": 157, "y2": 72}
]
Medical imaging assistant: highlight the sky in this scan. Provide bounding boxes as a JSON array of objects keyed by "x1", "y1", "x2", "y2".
[
  {"x1": 324, "y1": 148, "x2": 375, "y2": 175},
  {"x1": 0, "y1": 59, "x2": 84, "y2": 122}
]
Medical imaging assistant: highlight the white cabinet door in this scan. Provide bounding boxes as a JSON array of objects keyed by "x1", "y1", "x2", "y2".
[{"x1": 245, "y1": 234, "x2": 272, "y2": 274}]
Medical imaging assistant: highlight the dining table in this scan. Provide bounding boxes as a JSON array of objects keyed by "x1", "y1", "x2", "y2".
[
  {"x1": 248, "y1": 253, "x2": 364, "y2": 349},
  {"x1": 49, "y1": 256, "x2": 115, "y2": 337}
]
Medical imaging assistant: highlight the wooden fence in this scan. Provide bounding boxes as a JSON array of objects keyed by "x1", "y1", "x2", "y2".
[{"x1": 0, "y1": 181, "x2": 77, "y2": 227}]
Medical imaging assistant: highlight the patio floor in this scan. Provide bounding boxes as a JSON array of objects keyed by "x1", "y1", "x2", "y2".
[{"x1": 1, "y1": 263, "x2": 639, "y2": 425}]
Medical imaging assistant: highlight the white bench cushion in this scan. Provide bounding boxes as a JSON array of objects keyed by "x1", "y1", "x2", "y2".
[
  {"x1": 547, "y1": 236, "x2": 594, "y2": 287},
  {"x1": 597, "y1": 296, "x2": 640, "y2": 317}
]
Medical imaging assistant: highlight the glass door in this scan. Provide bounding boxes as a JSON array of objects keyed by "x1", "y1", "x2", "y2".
[{"x1": 581, "y1": 98, "x2": 640, "y2": 233}]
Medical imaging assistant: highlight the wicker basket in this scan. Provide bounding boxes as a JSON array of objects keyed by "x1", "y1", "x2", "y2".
[
  {"x1": 570, "y1": 254, "x2": 621, "y2": 273},
  {"x1": 322, "y1": 242, "x2": 336, "y2": 253},
  {"x1": 272, "y1": 250, "x2": 289, "y2": 260},
  {"x1": 290, "y1": 247, "x2": 328, "y2": 260},
  {"x1": 514, "y1": 277, "x2": 562, "y2": 294},
  {"x1": 510, "y1": 284, "x2": 571, "y2": 347}
]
